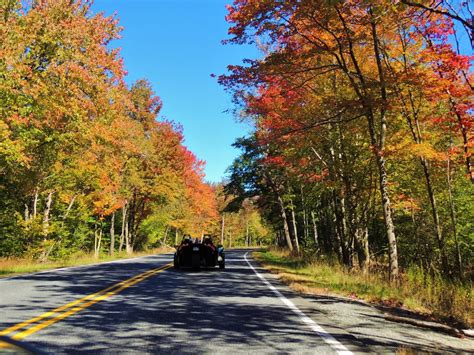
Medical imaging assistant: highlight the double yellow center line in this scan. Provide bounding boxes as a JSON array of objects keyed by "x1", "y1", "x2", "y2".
[{"x1": 0, "y1": 263, "x2": 172, "y2": 340}]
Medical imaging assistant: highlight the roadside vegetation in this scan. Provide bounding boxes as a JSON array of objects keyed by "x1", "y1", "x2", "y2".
[
  {"x1": 219, "y1": 0, "x2": 473, "y2": 329},
  {"x1": 256, "y1": 249, "x2": 472, "y2": 328}
]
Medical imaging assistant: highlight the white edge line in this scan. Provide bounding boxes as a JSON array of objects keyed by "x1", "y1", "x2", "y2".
[
  {"x1": 244, "y1": 252, "x2": 353, "y2": 355},
  {"x1": 0, "y1": 253, "x2": 173, "y2": 281}
]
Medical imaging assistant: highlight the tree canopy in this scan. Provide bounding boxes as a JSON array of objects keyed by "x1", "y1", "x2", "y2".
[
  {"x1": 220, "y1": 0, "x2": 473, "y2": 280},
  {"x1": 0, "y1": 0, "x2": 218, "y2": 259}
]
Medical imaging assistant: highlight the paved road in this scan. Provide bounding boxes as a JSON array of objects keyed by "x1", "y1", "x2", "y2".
[{"x1": 0, "y1": 250, "x2": 472, "y2": 354}]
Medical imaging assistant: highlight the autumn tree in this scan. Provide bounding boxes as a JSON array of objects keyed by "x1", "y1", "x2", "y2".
[
  {"x1": 0, "y1": 0, "x2": 218, "y2": 259},
  {"x1": 221, "y1": 0, "x2": 472, "y2": 279}
]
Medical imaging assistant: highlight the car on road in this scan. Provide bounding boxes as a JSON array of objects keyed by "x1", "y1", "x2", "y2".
[{"x1": 174, "y1": 236, "x2": 225, "y2": 270}]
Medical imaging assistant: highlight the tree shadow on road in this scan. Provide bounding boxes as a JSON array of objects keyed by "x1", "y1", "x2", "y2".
[{"x1": 0, "y1": 251, "x2": 471, "y2": 354}]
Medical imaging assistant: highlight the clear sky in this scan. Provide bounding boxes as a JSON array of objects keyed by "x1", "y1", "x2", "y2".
[{"x1": 92, "y1": 0, "x2": 260, "y2": 183}]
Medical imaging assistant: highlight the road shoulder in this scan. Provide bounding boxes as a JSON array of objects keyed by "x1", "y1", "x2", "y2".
[{"x1": 250, "y1": 251, "x2": 474, "y2": 353}]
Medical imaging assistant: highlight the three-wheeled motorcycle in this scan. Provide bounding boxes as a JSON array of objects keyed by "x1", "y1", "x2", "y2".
[{"x1": 173, "y1": 236, "x2": 225, "y2": 270}]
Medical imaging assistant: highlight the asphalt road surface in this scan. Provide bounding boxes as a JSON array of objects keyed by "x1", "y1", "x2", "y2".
[{"x1": 1, "y1": 249, "x2": 472, "y2": 354}]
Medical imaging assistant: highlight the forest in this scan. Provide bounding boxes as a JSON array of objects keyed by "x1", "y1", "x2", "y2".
[
  {"x1": 0, "y1": 0, "x2": 272, "y2": 263},
  {"x1": 0, "y1": 0, "x2": 217, "y2": 260},
  {"x1": 1, "y1": 0, "x2": 472, "y2": 289},
  {"x1": 219, "y1": 0, "x2": 473, "y2": 283}
]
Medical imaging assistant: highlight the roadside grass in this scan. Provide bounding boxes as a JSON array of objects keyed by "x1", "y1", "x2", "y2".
[
  {"x1": 0, "y1": 247, "x2": 173, "y2": 278},
  {"x1": 255, "y1": 248, "x2": 473, "y2": 329}
]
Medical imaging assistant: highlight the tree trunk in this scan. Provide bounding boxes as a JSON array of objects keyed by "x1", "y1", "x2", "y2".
[
  {"x1": 163, "y1": 225, "x2": 170, "y2": 247},
  {"x1": 127, "y1": 194, "x2": 137, "y2": 253},
  {"x1": 336, "y1": 124, "x2": 354, "y2": 267},
  {"x1": 24, "y1": 204, "x2": 29, "y2": 222},
  {"x1": 356, "y1": 226, "x2": 370, "y2": 275},
  {"x1": 330, "y1": 197, "x2": 343, "y2": 261},
  {"x1": 94, "y1": 225, "x2": 102, "y2": 259},
  {"x1": 301, "y1": 186, "x2": 309, "y2": 244},
  {"x1": 175, "y1": 228, "x2": 179, "y2": 246},
  {"x1": 33, "y1": 188, "x2": 38, "y2": 220},
  {"x1": 447, "y1": 154, "x2": 463, "y2": 277},
  {"x1": 42, "y1": 192, "x2": 53, "y2": 235},
  {"x1": 63, "y1": 195, "x2": 76, "y2": 219},
  {"x1": 125, "y1": 218, "x2": 132, "y2": 255},
  {"x1": 277, "y1": 193, "x2": 293, "y2": 251},
  {"x1": 220, "y1": 214, "x2": 225, "y2": 245},
  {"x1": 131, "y1": 199, "x2": 146, "y2": 250},
  {"x1": 94, "y1": 225, "x2": 98, "y2": 258},
  {"x1": 311, "y1": 211, "x2": 319, "y2": 250},
  {"x1": 371, "y1": 17, "x2": 399, "y2": 281},
  {"x1": 340, "y1": 196, "x2": 351, "y2": 266},
  {"x1": 375, "y1": 138, "x2": 399, "y2": 281},
  {"x1": 331, "y1": 191, "x2": 347, "y2": 264},
  {"x1": 98, "y1": 228, "x2": 102, "y2": 257},
  {"x1": 328, "y1": 134, "x2": 350, "y2": 265},
  {"x1": 420, "y1": 157, "x2": 448, "y2": 274},
  {"x1": 264, "y1": 171, "x2": 293, "y2": 251},
  {"x1": 290, "y1": 199, "x2": 300, "y2": 254},
  {"x1": 110, "y1": 213, "x2": 115, "y2": 256},
  {"x1": 119, "y1": 203, "x2": 127, "y2": 253},
  {"x1": 334, "y1": 8, "x2": 398, "y2": 278}
]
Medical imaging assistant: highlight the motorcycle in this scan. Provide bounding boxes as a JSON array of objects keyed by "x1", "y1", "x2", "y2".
[{"x1": 174, "y1": 237, "x2": 225, "y2": 270}]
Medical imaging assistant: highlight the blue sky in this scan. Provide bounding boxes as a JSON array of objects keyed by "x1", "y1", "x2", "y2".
[{"x1": 92, "y1": 0, "x2": 260, "y2": 182}]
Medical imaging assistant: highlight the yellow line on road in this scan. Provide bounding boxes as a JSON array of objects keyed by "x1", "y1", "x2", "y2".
[
  {"x1": 0, "y1": 341, "x2": 12, "y2": 350},
  {"x1": 0, "y1": 267, "x2": 158, "y2": 336},
  {"x1": 0, "y1": 263, "x2": 172, "y2": 340},
  {"x1": 0, "y1": 268, "x2": 156, "y2": 336}
]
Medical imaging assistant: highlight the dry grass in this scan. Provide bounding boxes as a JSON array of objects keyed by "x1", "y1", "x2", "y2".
[
  {"x1": 255, "y1": 248, "x2": 473, "y2": 329},
  {"x1": 0, "y1": 247, "x2": 173, "y2": 278}
]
